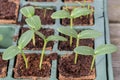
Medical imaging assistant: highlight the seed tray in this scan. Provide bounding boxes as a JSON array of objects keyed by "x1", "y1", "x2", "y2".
[{"x1": 0, "y1": 0, "x2": 113, "y2": 80}]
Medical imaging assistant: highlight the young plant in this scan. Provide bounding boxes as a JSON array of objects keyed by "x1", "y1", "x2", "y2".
[
  {"x1": 76, "y1": 1, "x2": 93, "y2": 18},
  {"x1": 58, "y1": 27, "x2": 102, "y2": 64},
  {"x1": 3, "y1": 30, "x2": 34, "y2": 68},
  {"x1": 74, "y1": 44, "x2": 117, "y2": 70},
  {"x1": 20, "y1": 6, "x2": 66, "y2": 69},
  {"x1": 35, "y1": 31, "x2": 67, "y2": 69},
  {"x1": 20, "y1": 6, "x2": 41, "y2": 46},
  {"x1": 51, "y1": 5, "x2": 92, "y2": 46},
  {"x1": 35, "y1": 6, "x2": 54, "y2": 18},
  {"x1": 3, "y1": 6, "x2": 42, "y2": 69}
]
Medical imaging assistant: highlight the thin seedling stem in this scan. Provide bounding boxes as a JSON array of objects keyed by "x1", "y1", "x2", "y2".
[
  {"x1": 44, "y1": 9, "x2": 47, "y2": 18},
  {"x1": 74, "y1": 38, "x2": 79, "y2": 64},
  {"x1": 91, "y1": 55, "x2": 96, "y2": 70},
  {"x1": 70, "y1": 18, "x2": 73, "y2": 46},
  {"x1": 21, "y1": 50, "x2": 28, "y2": 69},
  {"x1": 39, "y1": 40, "x2": 47, "y2": 69},
  {"x1": 32, "y1": 34, "x2": 36, "y2": 46}
]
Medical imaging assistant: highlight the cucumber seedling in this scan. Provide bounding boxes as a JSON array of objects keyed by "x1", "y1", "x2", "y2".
[
  {"x1": 36, "y1": 31, "x2": 67, "y2": 69},
  {"x1": 76, "y1": 1, "x2": 94, "y2": 18},
  {"x1": 35, "y1": 6, "x2": 54, "y2": 18},
  {"x1": 3, "y1": 6, "x2": 42, "y2": 69},
  {"x1": 58, "y1": 27, "x2": 102, "y2": 64},
  {"x1": 20, "y1": 6, "x2": 42, "y2": 46},
  {"x1": 74, "y1": 44, "x2": 117, "y2": 70},
  {"x1": 51, "y1": 5, "x2": 92, "y2": 46}
]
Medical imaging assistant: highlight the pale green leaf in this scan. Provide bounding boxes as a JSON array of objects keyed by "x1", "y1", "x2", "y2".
[
  {"x1": 0, "y1": 34, "x2": 3, "y2": 41},
  {"x1": 20, "y1": 6, "x2": 35, "y2": 17},
  {"x1": 78, "y1": 30, "x2": 102, "y2": 39},
  {"x1": 25, "y1": 16, "x2": 41, "y2": 31},
  {"x1": 74, "y1": 46, "x2": 94, "y2": 55},
  {"x1": 46, "y1": 35, "x2": 67, "y2": 42},
  {"x1": 71, "y1": 8, "x2": 92, "y2": 18},
  {"x1": 18, "y1": 30, "x2": 34, "y2": 49},
  {"x1": 51, "y1": 10, "x2": 70, "y2": 19},
  {"x1": 57, "y1": 27, "x2": 77, "y2": 38},
  {"x1": 3, "y1": 46, "x2": 21, "y2": 60},
  {"x1": 35, "y1": 31, "x2": 46, "y2": 40},
  {"x1": 95, "y1": 44, "x2": 117, "y2": 55}
]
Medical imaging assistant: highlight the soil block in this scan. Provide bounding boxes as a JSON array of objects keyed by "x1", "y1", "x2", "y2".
[
  {"x1": 14, "y1": 53, "x2": 57, "y2": 79},
  {"x1": 22, "y1": 6, "x2": 55, "y2": 25},
  {"x1": 0, "y1": 0, "x2": 19, "y2": 24},
  {"x1": 26, "y1": 0, "x2": 56, "y2": 2},
  {"x1": 19, "y1": 27, "x2": 54, "y2": 50},
  {"x1": 61, "y1": 7, "x2": 94, "y2": 26},
  {"x1": 63, "y1": 0, "x2": 93, "y2": 2},
  {"x1": 59, "y1": 54, "x2": 96, "y2": 80},
  {"x1": 58, "y1": 33, "x2": 94, "y2": 51},
  {"x1": 0, "y1": 54, "x2": 8, "y2": 78}
]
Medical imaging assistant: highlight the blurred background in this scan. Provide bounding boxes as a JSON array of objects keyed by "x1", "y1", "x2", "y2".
[{"x1": 108, "y1": 0, "x2": 120, "y2": 80}]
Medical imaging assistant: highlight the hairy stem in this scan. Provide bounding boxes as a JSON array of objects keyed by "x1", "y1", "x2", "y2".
[
  {"x1": 44, "y1": 9, "x2": 47, "y2": 18},
  {"x1": 74, "y1": 38, "x2": 79, "y2": 64},
  {"x1": 21, "y1": 50, "x2": 28, "y2": 69},
  {"x1": 32, "y1": 34, "x2": 36, "y2": 46},
  {"x1": 39, "y1": 40, "x2": 47, "y2": 69},
  {"x1": 91, "y1": 55, "x2": 96, "y2": 70},
  {"x1": 70, "y1": 18, "x2": 73, "y2": 46}
]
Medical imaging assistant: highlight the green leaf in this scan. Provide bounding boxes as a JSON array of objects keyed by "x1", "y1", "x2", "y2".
[
  {"x1": 78, "y1": 30, "x2": 102, "y2": 39},
  {"x1": 74, "y1": 46, "x2": 94, "y2": 55},
  {"x1": 3, "y1": 46, "x2": 21, "y2": 60},
  {"x1": 46, "y1": 35, "x2": 67, "y2": 42},
  {"x1": 35, "y1": 31, "x2": 46, "y2": 40},
  {"x1": 95, "y1": 44, "x2": 117, "y2": 55},
  {"x1": 20, "y1": 6, "x2": 35, "y2": 17},
  {"x1": 57, "y1": 27, "x2": 77, "y2": 38},
  {"x1": 0, "y1": 34, "x2": 3, "y2": 41},
  {"x1": 18, "y1": 30, "x2": 34, "y2": 49},
  {"x1": 51, "y1": 10, "x2": 70, "y2": 19},
  {"x1": 71, "y1": 8, "x2": 92, "y2": 18},
  {"x1": 25, "y1": 16, "x2": 41, "y2": 31}
]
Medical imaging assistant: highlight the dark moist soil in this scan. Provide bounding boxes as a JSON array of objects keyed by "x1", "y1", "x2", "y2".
[
  {"x1": 61, "y1": 8, "x2": 94, "y2": 26},
  {"x1": 14, "y1": 53, "x2": 57, "y2": 78},
  {"x1": 0, "y1": 0, "x2": 16, "y2": 20},
  {"x1": 22, "y1": 6, "x2": 55, "y2": 25},
  {"x1": 0, "y1": 54, "x2": 8, "y2": 77},
  {"x1": 27, "y1": 0, "x2": 55, "y2": 2},
  {"x1": 19, "y1": 28, "x2": 54, "y2": 50},
  {"x1": 58, "y1": 33, "x2": 94, "y2": 51},
  {"x1": 59, "y1": 54, "x2": 95, "y2": 77}
]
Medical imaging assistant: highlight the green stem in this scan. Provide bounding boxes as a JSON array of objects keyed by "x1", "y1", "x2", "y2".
[
  {"x1": 74, "y1": 38, "x2": 79, "y2": 64},
  {"x1": 39, "y1": 40, "x2": 47, "y2": 69},
  {"x1": 84, "y1": 0, "x2": 86, "y2": 7},
  {"x1": 32, "y1": 34, "x2": 35, "y2": 46},
  {"x1": 90, "y1": 55, "x2": 96, "y2": 70},
  {"x1": 21, "y1": 50, "x2": 28, "y2": 69},
  {"x1": 70, "y1": 18, "x2": 73, "y2": 46},
  {"x1": 87, "y1": 4, "x2": 90, "y2": 18},
  {"x1": 44, "y1": 9, "x2": 47, "y2": 18}
]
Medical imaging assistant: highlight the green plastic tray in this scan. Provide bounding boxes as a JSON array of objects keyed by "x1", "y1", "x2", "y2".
[{"x1": 0, "y1": 0, "x2": 113, "y2": 80}]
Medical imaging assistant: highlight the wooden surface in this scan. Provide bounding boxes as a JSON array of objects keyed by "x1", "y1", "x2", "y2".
[
  {"x1": 108, "y1": 0, "x2": 120, "y2": 80},
  {"x1": 110, "y1": 24, "x2": 120, "y2": 80}
]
